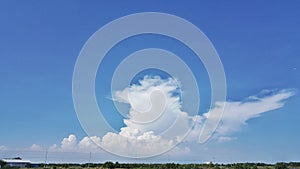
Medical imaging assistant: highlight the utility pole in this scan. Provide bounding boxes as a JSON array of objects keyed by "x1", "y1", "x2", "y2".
[
  {"x1": 44, "y1": 150, "x2": 48, "y2": 169},
  {"x1": 88, "y1": 152, "x2": 91, "y2": 168}
]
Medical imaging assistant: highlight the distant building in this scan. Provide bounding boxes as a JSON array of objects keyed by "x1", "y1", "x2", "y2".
[{"x1": 1, "y1": 159, "x2": 31, "y2": 168}]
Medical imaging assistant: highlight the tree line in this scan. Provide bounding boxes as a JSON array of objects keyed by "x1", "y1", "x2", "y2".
[{"x1": 1, "y1": 160, "x2": 300, "y2": 169}]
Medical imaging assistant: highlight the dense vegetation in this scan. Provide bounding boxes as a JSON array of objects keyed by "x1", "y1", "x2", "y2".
[
  {"x1": 1, "y1": 162, "x2": 300, "y2": 169},
  {"x1": 0, "y1": 160, "x2": 7, "y2": 168}
]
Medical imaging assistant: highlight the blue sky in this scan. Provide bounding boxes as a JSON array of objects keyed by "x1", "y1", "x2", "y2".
[{"x1": 0, "y1": 0, "x2": 300, "y2": 164}]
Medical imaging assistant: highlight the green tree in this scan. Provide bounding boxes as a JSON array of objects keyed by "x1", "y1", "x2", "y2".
[
  {"x1": 275, "y1": 162, "x2": 288, "y2": 169},
  {"x1": 165, "y1": 163, "x2": 176, "y2": 168},
  {"x1": 114, "y1": 162, "x2": 120, "y2": 168},
  {"x1": 0, "y1": 160, "x2": 7, "y2": 168},
  {"x1": 13, "y1": 157, "x2": 22, "y2": 160},
  {"x1": 103, "y1": 161, "x2": 115, "y2": 169},
  {"x1": 214, "y1": 164, "x2": 220, "y2": 169}
]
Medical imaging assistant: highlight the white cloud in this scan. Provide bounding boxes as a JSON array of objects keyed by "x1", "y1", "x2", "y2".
[
  {"x1": 113, "y1": 76, "x2": 185, "y2": 136},
  {"x1": 101, "y1": 128, "x2": 175, "y2": 157},
  {"x1": 217, "y1": 136, "x2": 237, "y2": 143},
  {"x1": 102, "y1": 77, "x2": 295, "y2": 156},
  {"x1": 46, "y1": 135, "x2": 103, "y2": 153},
  {"x1": 60, "y1": 134, "x2": 78, "y2": 151},
  {"x1": 41, "y1": 76, "x2": 192, "y2": 157},
  {"x1": 15, "y1": 77, "x2": 294, "y2": 159},
  {"x1": 58, "y1": 77, "x2": 294, "y2": 157},
  {"x1": 78, "y1": 136, "x2": 102, "y2": 152},
  {"x1": 184, "y1": 89, "x2": 295, "y2": 143},
  {"x1": 0, "y1": 76, "x2": 292, "y2": 162},
  {"x1": 49, "y1": 144, "x2": 58, "y2": 151},
  {"x1": 105, "y1": 76, "x2": 194, "y2": 156},
  {"x1": 29, "y1": 144, "x2": 43, "y2": 151}
]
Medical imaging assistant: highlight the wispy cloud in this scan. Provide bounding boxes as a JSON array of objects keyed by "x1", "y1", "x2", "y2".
[
  {"x1": 187, "y1": 89, "x2": 295, "y2": 142},
  {"x1": 207, "y1": 89, "x2": 295, "y2": 136}
]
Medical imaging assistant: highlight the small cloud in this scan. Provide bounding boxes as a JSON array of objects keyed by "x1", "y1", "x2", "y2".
[
  {"x1": 48, "y1": 135, "x2": 104, "y2": 153},
  {"x1": 0, "y1": 145, "x2": 7, "y2": 151},
  {"x1": 61, "y1": 134, "x2": 78, "y2": 151},
  {"x1": 78, "y1": 136, "x2": 102, "y2": 152},
  {"x1": 29, "y1": 144, "x2": 43, "y2": 151},
  {"x1": 48, "y1": 144, "x2": 58, "y2": 151},
  {"x1": 217, "y1": 136, "x2": 237, "y2": 143}
]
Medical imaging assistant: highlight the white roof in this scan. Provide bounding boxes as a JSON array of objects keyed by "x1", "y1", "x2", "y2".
[{"x1": 1, "y1": 159, "x2": 31, "y2": 163}]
